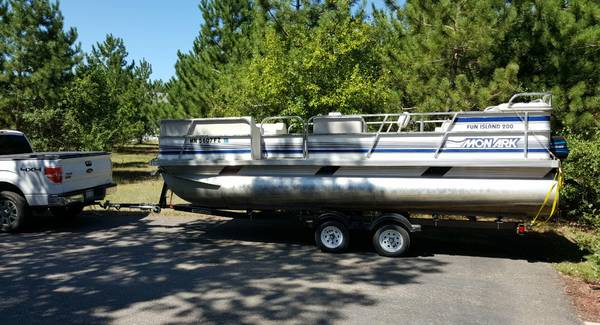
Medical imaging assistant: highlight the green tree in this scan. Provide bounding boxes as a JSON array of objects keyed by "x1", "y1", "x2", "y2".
[
  {"x1": 501, "y1": 0, "x2": 600, "y2": 137},
  {"x1": 171, "y1": 0, "x2": 387, "y2": 119},
  {"x1": 231, "y1": 0, "x2": 387, "y2": 119},
  {"x1": 168, "y1": 0, "x2": 255, "y2": 117},
  {"x1": 0, "y1": 0, "x2": 80, "y2": 149},
  {"x1": 375, "y1": 0, "x2": 521, "y2": 112},
  {"x1": 62, "y1": 34, "x2": 161, "y2": 150}
]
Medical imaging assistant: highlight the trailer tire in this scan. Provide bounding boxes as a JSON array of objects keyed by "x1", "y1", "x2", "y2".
[
  {"x1": 315, "y1": 220, "x2": 349, "y2": 254},
  {"x1": 50, "y1": 203, "x2": 84, "y2": 220},
  {"x1": 0, "y1": 191, "x2": 29, "y2": 232},
  {"x1": 372, "y1": 224, "x2": 410, "y2": 257}
]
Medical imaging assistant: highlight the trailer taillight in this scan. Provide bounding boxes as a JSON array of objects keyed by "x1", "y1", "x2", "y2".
[{"x1": 44, "y1": 166, "x2": 63, "y2": 184}]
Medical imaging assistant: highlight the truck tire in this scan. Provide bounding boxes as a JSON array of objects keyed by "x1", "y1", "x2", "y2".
[
  {"x1": 50, "y1": 203, "x2": 84, "y2": 220},
  {"x1": 372, "y1": 224, "x2": 410, "y2": 257},
  {"x1": 315, "y1": 220, "x2": 350, "y2": 254},
  {"x1": 0, "y1": 191, "x2": 29, "y2": 232}
]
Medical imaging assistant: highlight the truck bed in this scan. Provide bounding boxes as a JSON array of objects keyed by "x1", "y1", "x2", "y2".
[{"x1": 0, "y1": 151, "x2": 108, "y2": 160}]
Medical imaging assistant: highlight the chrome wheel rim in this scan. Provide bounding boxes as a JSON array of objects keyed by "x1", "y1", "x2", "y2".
[
  {"x1": 0, "y1": 199, "x2": 18, "y2": 227},
  {"x1": 379, "y1": 229, "x2": 404, "y2": 253},
  {"x1": 321, "y1": 226, "x2": 344, "y2": 249}
]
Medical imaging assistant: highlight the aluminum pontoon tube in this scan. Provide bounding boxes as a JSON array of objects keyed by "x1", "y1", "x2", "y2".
[{"x1": 162, "y1": 174, "x2": 557, "y2": 217}]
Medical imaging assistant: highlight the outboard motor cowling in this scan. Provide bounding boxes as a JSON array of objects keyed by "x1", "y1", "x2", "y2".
[{"x1": 550, "y1": 136, "x2": 569, "y2": 159}]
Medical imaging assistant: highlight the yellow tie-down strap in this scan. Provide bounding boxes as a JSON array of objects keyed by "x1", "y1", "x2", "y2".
[{"x1": 531, "y1": 168, "x2": 564, "y2": 226}]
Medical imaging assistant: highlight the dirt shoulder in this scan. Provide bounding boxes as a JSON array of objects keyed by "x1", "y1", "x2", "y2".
[{"x1": 561, "y1": 274, "x2": 600, "y2": 323}]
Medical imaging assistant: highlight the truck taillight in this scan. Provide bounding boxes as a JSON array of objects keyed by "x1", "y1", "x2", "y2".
[{"x1": 44, "y1": 167, "x2": 63, "y2": 184}]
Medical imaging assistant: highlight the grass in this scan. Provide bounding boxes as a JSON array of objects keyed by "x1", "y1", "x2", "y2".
[
  {"x1": 104, "y1": 143, "x2": 186, "y2": 206},
  {"x1": 551, "y1": 225, "x2": 600, "y2": 283},
  {"x1": 110, "y1": 144, "x2": 158, "y2": 184},
  {"x1": 556, "y1": 260, "x2": 599, "y2": 282}
]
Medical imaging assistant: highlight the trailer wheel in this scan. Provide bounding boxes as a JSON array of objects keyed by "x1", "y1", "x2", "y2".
[
  {"x1": 315, "y1": 220, "x2": 349, "y2": 253},
  {"x1": 50, "y1": 203, "x2": 84, "y2": 220},
  {"x1": 0, "y1": 191, "x2": 29, "y2": 232},
  {"x1": 372, "y1": 224, "x2": 410, "y2": 257}
]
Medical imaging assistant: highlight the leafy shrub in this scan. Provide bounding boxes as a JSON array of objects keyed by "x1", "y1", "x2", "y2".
[
  {"x1": 589, "y1": 234, "x2": 600, "y2": 277},
  {"x1": 561, "y1": 136, "x2": 600, "y2": 228}
]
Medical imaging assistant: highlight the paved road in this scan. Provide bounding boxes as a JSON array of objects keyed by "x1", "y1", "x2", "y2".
[{"x1": 0, "y1": 211, "x2": 582, "y2": 324}]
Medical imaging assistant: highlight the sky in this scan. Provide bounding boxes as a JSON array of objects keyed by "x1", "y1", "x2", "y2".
[{"x1": 60, "y1": 1, "x2": 391, "y2": 82}]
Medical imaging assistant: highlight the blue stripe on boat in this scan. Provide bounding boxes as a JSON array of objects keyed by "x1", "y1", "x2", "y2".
[
  {"x1": 308, "y1": 148, "x2": 547, "y2": 153},
  {"x1": 441, "y1": 148, "x2": 547, "y2": 153},
  {"x1": 263, "y1": 149, "x2": 305, "y2": 154},
  {"x1": 455, "y1": 116, "x2": 550, "y2": 122},
  {"x1": 159, "y1": 149, "x2": 252, "y2": 154},
  {"x1": 161, "y1": 147, "x2": 549, "y2": 155},
  {"x1": 308, "y1": 148, "x2": 435, "y2": 153}
]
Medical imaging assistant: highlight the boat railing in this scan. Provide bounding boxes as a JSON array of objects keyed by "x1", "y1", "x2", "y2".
[
  {"x1": 260, "y1": 116, "x2": 308, "y2": 158},
  {"x1": 349, "y1": 112, "x2": 456, "y2": 133},
  {"x1": 353, "y1": 111, "x2": 553, "y2": 159},
  {"x1": 508, "y1": 92, "x2": 552, "y2": 108},
  {"x1": 163, "y1": 93, "x2": 554, "y2": 161},
  {"x1": 260, "y1": 109, "x2": 553, "y2": 160},
  {"x1": 179, "y1": 117, "x2": 261, "y2": 160}
]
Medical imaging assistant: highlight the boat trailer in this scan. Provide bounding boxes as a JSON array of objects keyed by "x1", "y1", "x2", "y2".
[{"x1": 97, "y1": 182, "x2": 530, "y2": 235}]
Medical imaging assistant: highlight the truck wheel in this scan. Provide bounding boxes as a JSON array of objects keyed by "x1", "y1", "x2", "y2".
[
  {"x1": 372, "y1": 224, "x2": 410, "y2": 257},
  {"x1": 0, "y1": 191, "x2": 29, "y2": 232},
  {"x1": 315, "y1": 220, "x2": 349, "y2": 254},
  {"x1": 50, "y1": 203, "x2": 84, "y2": 219}
]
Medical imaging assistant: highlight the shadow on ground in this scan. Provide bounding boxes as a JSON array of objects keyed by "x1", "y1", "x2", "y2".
[
  {"x1": 181, "y1": 215, "x2": 586, "y2": 264},
  {"x1": 409, "y1": 226, "x2": 585, "y2": 263},
  {"x1": 0, "y1": 211, "x2": 585, "y2": 324},
  {"x1": 0, "y1": 211, "x2": 442, "y2": 324}
]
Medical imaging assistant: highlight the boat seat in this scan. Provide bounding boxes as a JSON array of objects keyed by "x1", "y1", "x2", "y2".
[
  {"x1": 259, "y1": 123, "x2": 288, "y2": 135},
  {"x1": 396, "y1": 113, "x2": 411, "y2": 130},
  {"x1": 314, "y1": 115, "x2": 365, "y2": 134}
]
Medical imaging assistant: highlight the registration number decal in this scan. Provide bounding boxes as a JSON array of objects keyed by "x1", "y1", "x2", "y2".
[{"x1": 189, "y1": 136, "x2": 228, "y2": 144}]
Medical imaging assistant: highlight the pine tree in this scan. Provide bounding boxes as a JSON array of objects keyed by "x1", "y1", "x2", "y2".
[
  {"x1": 168, "y1": 0, "x2": 255, "y2": 117},
  {"x1": 376, "y1": 0, "x2": 520, "y2": 112},
  {"x1": 500, "y1": 0, "x2": 600, "y2": 137},
  {"x1": 62, "y1": 34, "x2": 160, "y2": 150},
  {"x1": 0, "y1": 0, "x2": 80, "y2": 149}
]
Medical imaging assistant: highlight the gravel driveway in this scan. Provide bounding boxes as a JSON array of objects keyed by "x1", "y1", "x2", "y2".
[{"x1": 0, "y1": 211, "x2": 582, "y2": 324}]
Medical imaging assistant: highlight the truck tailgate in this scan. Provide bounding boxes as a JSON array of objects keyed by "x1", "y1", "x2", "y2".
[{"x1": 59, "y1": 153, "x2": 113, "y2": 193}]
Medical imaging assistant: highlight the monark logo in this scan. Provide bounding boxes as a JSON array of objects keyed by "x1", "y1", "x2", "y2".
[{"x1": 460, "y1": 137, "x2": 519, "y2": 148}]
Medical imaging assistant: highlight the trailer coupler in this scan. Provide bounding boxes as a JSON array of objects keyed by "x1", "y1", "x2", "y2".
[{"x1": 99, "y1": 201, "x2": 161, "y2": 213}]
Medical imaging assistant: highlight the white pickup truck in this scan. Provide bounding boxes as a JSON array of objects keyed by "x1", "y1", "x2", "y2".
[{"x1": 0, "y1": 130, "x2": 114, "y2": 231}]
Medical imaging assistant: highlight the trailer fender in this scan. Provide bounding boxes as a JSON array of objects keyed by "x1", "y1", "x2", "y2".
[
  {"x1": 316, "y1": 211, "x2": 352, "y2": 228},
  {"x1": 371, "y1": 213, "x2": 421, "y2": 233}
]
